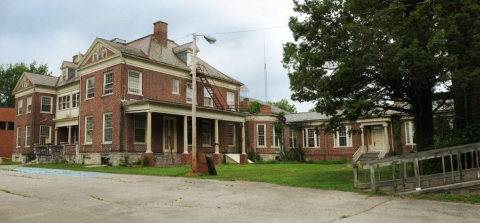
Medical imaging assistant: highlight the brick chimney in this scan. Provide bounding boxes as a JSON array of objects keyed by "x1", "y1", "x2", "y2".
[{"x1": 153, "y1": 21, "x2": 168, "y2": 47}]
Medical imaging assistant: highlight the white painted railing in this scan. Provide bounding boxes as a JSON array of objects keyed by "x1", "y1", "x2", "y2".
[
  {"x1": 353, "y1": 145, "x2": 365, "y2": 162},
  {"x1": 378, "y1": 144, "x2": 390, "y2": 159}
]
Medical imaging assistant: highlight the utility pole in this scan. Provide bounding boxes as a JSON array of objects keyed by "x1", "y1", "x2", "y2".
[
  {"x1": 264, "y1": 33, "x2": 267, "y2": 102},
  {"x1": 191, "y1": 32, "x2": 198, "y2": 173}
]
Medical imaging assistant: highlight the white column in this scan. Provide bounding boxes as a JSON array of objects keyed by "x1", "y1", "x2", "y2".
[
  {"x1": 215, "y1": 119, "x2": 219, "y2": 154},
  {"x1": 241, "y1": 122, "x2": 246, "y2": 154},
  {"x1": 383, "y1": 123, "x2": 389, "y2": 148},
  {"x1": 360, "y1": 125, "x2": 365, "y2": 152},
  {"x1": 54, "y1": 128, "x2": 58, "y2": 145},
  {"x1": 146, "y1": 111, "x2": 152, "y2": 153},
  {"x1": 67, "y1": 126, "x2": 72, "y2": 144},
  {"x1": 183, "y1": 115, "x2": 188, "y2": 154}
]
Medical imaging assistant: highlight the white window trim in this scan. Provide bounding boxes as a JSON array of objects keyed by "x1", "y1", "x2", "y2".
[
  {"x1": 17, "y1": 99, "x2": 23, "y2": 115},
  {"x1": 227, "y1": 123, "x2": 236, "y2": 146},
  {"x1": 26, "y1": 97, "x2": 32, "y2": 113},
  {"x1": 257, "y1": 123, "x2": 267, "y2": 148},
  {"x1": 270, "y1": 124, "x2": 279, "y2": 148},
  {"x1": 72, "y1": 92, "x2": 80, "y2": 108},
  {"x1": 186, "y1": 83, "x2": 193, "y2": 104},
  {"x1": 204, "y1": 87, "x2": 213, "y2": 107},
  {"x1": 303, "y1": 128, "x2": 320, "y2": 148},
  {"x1": 39, "y1": 125, "x2": 51, "y2": 145},
  {"x1": 201, "y1": 120, "x2": 212, "y2": 146},
  {"x1": 227, "y1": 91, "x2": 235, "y2": 110},
  {"x1": 84, "y1": 116, "x2": 93, "y2": 144},
  {"x1": 103, "y1": 72, "x2": 114, "y2": 96},
  {"x1": 40, "y1": 96, "x2": 53, "y2": 113},
  {"x1": 172, "y1": 79, "x2": 180, "y2": 95},
  {"x1": 102, "y1": 113, "x2": 113, "y2": 144},
  {"x1": 127, "y1": 70, "x2": 143, "y2": 95},
  {"x1": 405, "y1": 121, "x2": 416, "y2": 145},
  {"x1": 289, "y1": 128, "x2": 297, "y2": 148},
  {"x1": 16, "y1": 127, "x2": 21, "y2": 148},
  {"x1": 57, "y1": 94, "x2": 71, "y2": 111},
  {"x1": 333, "y1": 125, "x2": 352, "y2": 148},
  {"x1": 25, "y1": 125, "x2": 31, "y2": 147},
  {"x1": 86, "y1": 77, "x2": 95, "y2": 100},
  {"x1": 134, "y1": 114, "x2": 146, "y2": 144},
  {"x1": 164, "y1": 116, "x2": 177, "y2": 152}
]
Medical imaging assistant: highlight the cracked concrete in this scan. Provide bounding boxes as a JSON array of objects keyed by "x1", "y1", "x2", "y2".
[{"x1": 0, "y1": 167, "x2": 479, "y2": 223}]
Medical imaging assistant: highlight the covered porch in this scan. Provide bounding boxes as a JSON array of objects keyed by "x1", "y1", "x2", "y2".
[
  {"x1": 354, "y1": 118, "x2": 392, "y2": 162},
  {"x1": 124, "y1": 100, "x2": 247, "y2": 165}
]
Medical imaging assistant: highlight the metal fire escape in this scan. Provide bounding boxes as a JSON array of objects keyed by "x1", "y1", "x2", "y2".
[{"x1": 195, "y1": 63, "x2": 235, "y2": 111}]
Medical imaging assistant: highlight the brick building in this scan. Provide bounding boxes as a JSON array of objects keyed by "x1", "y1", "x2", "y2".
[
  {"x1": 11, "y1": 20, "x2": 447, "y2": 164},
  {"x1": 0, "y1": 107, "x2": 15, "y2": 160}
]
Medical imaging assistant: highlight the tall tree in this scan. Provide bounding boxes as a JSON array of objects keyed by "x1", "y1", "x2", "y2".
[
  {"x1": 0, "y1": 61, "x2": 51, "y2": 107},
  {"x1": 268, "y1": 98, "x2": 298, "y2": 113},
  {"x1": 283, "y1": 0, "x2": 480, "y2": 151}
]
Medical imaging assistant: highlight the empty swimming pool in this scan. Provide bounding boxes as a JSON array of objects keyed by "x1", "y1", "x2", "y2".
[{"x1": 9, "y1": 168, "x2": 113, "y2": 178}]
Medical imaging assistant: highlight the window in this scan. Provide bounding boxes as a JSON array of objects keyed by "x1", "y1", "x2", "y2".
[
  {"x1": 0, "y1": 122, "x2": 5, "y2": 130},
  {"x1": 303, "y1": 128, "x2": 320, "y2": 148},
  {"x1": 92, "y1": 46, "x2": 107, "y2": 62},
  {"x1": 172, "y1": 79, "x2": 179, "y2": 94},
  {"x1": 270, "y1": 124, "x2": 279, "y2": 147},
  {"x1": 103, "y1": 72, "x2": 114, "y2": 95},
  {"x1": 128, "y1": 71, "x2": 141, "y2": 94},
  {"x1": 334, "y1": 125, "x2": 352, "y2": 147},
  {"x1": 202, "y1": 121, "x2": 211, "y2": 146},
  {"x1": 289, "y1": 128, "x2": 297, "y2": 148},
  {"x1": 26, "y1": 97, "x2": 32, "y2": 113},
  {"x1": 41, "y1": 97, "x2": 52, "y2": 113},
  {"x1": 103, "y1": 113, "x2": 113, "y2": 143},
  {"x1": 186, "y1": 83, "x2": 193, "y2": 103},
  {"x1": 204, "y1": 87, "x2": 212, "y2": 107},
  {"x1": 227, "y1": 92, "x2": 235, "y2": 110},
  {"x1": 25, "y1": 126, "x2": 31, "y2": 147},
  {"x1": 86, "y1": 77, "x2": 95, "y2": 99},
  {"x1": 7, "y1": 122, "x2": 14, "y2": 130},
  {"x1": 16, "y1": 127, "x2": 21, "y2": 148},
  {"x1": 405, "y1": 121, "x2": 416, "y2": 145},
  {"x1": 257, "y1": 124, "x2": 266, "y2": 147},
  {"x1": 17, "y1": 99, "x2": 23, "y2": 115},
  {"x1": 62, "y1": 69, "x2": 67, "y2": 82},
  {"x1": 58, "y1": 95, "x2": 70, "y2": 110},
  {"x1": 22, "y1": 80, "x2": 29, "y2": 88},
  {"x1": 39, "y1": 126, "x2": 51, "y2": 145},
  {"x1": 72, "y1": 92, "x2": 80, "y2": 108},
  {"x1": 85, "y1": 116, "x2": 93, "y2": 144},
  {"x1": 227, "y1": 124, "x2": 235, "y2": 146},
  {"x1": 134, "y1": 114, "x2": 146, "y2": 143}
]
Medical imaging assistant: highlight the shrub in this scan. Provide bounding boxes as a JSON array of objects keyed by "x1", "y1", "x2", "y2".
[
  {"x1": 247, "y1": 152, "x2": 263, "y2": 162},
  {"x1": 282, "y1": 147, "x2": 305, "y2": 163},
  {"x1": 246, "y1": 101, "x2": 262, "y2": 113},
  {"x1": 136, "y1": 156, "x2": 151, "y2": 167}
]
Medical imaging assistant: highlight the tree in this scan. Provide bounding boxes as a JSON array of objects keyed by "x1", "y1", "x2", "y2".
[
  {"x1": 308, "y1": 107, "x2": 316, "y2": 112},
  {"x1": 0, "y1": 61, "x2": 51, "y2": 107},
  {"x1": 268, "y1": 98, "x2": 297, "y2": 113},
  {"x1": 283, "y1": 0, "x2": 480, "y2": 151}
]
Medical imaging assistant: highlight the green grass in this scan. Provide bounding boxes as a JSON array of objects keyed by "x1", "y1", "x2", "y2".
[
  {"x1": 0, "y1": 161, "x2": 22, "y2": 165},
  {"x1": 28, "y1": 163, "x2": 356, "y2": 192}
]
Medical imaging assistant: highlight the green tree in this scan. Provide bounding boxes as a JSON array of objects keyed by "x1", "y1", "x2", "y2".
[
  {"x1": 268, "y1": 98, "x2": 297, "y2": 113},
  {"x1": 283, "y1": 0, "x2": 480, "y2": 151},
  {"x1": 308, "y1": 107, "x2": 316, "y2": 112},
  {"x1": 0, "y1": 61, "x2": 51, "y2": 107}
]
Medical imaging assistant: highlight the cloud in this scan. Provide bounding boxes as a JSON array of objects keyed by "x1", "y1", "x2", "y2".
[{"x1": 0, "y1": 0, "x2": 315, "y2": 111}]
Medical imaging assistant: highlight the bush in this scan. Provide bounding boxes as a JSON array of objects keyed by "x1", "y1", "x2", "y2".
[
  {"x1": 136, "y1": 156, "x2": 151, "y2": 167},
  {"x1": 246, "y1": 101, "x2": 262, "y2": 113},
  {"x1": 282, "y1": 147, "x2": 305, "y2": 163},
  {"x1": 247, "y1": 152, "x2": 263, "y2": 162}
]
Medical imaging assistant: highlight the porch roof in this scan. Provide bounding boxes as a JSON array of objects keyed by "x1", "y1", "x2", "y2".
[{"x1": 123, "y1": 99, "x2": 247, "y2": 122}]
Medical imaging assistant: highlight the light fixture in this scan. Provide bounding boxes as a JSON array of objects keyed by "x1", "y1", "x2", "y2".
[{"x1": 204, "y1": 36, "x2": 217, "y2": 44}]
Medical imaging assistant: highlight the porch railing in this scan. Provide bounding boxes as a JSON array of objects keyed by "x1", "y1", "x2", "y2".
[
  {"x1": 352, "y1": 145, "x2": 364, "y2": 162},
  {"x1": 378, "y1": 144, "x2": 390, "y2": 159}
]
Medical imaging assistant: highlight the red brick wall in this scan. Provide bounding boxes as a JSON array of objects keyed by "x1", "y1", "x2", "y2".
[
  {"x1": 245, "y1": 120, "x2": 277, "y2": 154},
  {"x1": 13, "y1": 92, "x2": 56, "y2": 155},
  {"x1": 0, "y1": 108, "x2": 15, "y2": 159}
]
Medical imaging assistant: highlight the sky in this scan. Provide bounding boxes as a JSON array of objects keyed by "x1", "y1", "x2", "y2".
[{"x1": 0, "y1": 0, "x2": 315, "y2": 112}]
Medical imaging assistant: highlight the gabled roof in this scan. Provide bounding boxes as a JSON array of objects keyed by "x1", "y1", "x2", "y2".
[
  {"x1": 61, "y1": 61, "x2": 76, "y2": 69},
  {"x1": 197, "y1": 58, "x2": 243, "y2": 85},
  {"x1": 24, "y1": 72, "x2": 58, "y2": 87},
  {"x1": 285, "y1": 112, "x2": 331, "y2": 123}
]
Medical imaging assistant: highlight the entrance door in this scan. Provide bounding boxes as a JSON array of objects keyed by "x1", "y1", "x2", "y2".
[
  {"x1": 164, "y1": 117, "x2": 177, "y2": 152},
  {"x1": 372, "y1": 126, "x2": 384, "y2": 152}
]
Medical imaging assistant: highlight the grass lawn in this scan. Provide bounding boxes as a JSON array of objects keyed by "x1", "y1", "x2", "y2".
[
  {"x1": 0, "y1": 161, "x2": 22, "y2": 165},
  {"x1": 27, "y1": 162, "x2": 356, "y2": 192},
  {"x1": 22, "y1": 162, "x2": 480, "y2": 204}
]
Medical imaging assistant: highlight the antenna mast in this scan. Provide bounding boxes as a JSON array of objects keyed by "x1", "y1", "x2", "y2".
[{"x1": 264, "y1": 32, "x2": 267, "y2": 102}]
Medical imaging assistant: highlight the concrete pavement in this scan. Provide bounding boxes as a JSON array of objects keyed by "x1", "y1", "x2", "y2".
[{"x1": 0, "y1": 166, "x2": 479, "y2": 223}]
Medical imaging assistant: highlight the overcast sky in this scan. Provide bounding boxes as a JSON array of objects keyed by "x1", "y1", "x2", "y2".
[{"x1": 0, "y1": 0, "x2": 315, "y2": 112}]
